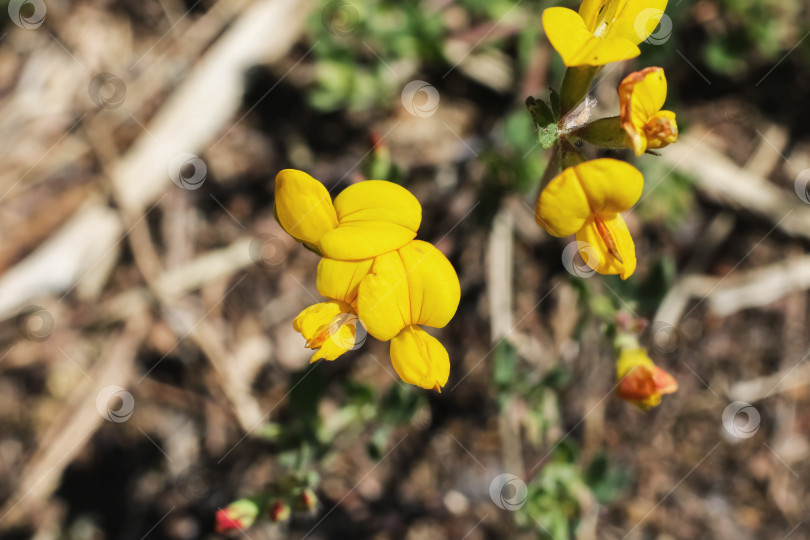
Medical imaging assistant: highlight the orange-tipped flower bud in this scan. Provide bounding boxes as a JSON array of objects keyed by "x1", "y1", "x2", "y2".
[{"x1": 616, "y1": 348, "x2": 678, "y2": 409}]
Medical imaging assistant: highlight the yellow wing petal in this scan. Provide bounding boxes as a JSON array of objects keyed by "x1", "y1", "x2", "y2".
[
  {"x1": 274, "y1": 169, "x2": 338, "y2": 247},
  {"x1": 356, "y1": 251, "x2": 411, "y2": 341},
  {"x1": 608, "y1": 0, "x2": 669, "y2": 45},
  {"x1": 390, "y1": 325, "x2": 450, "y2": 391},
  {"x1": 574, "y1": 158, "x2": 644, "y2": 214},
  {"x1": 293, "y1": 300, "x2": 357, "y2": 361},
  {"x1": 536, "y1": 158, "x2": 642, "y2": 237},
  {"x1": 398, "y1": 240, "x2": 460, "y2": 329},
  {"x1": 535, "y1": 165, "x2": 593, "y2": 238},
  {"x1": 316, "y1": 258, "x2": 374, "y2": 304},
  {"x1": 543, "y1": 7, "x2": 640, "y2": 66},
  {"x1": 575, "y1": 212, "x2": 637, "y2": 279}
]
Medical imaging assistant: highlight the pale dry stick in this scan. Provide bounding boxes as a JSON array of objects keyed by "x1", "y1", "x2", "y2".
[
  {"x1": 661, "y1": 131, "x2": 810, "y2": 240},
  {"x1": 486, "y1": 207, "x2": 525, "y2": 478},
  {"x1": 0, "y1": 311, "x2": 151, "y2": 529},
  {"x1": 112, "y1": 0, "x2": 311, "y2": 214},
  {"x1": 707, "y1": 254, "x2": 810, "y2": 317},
  {"x1": 86, "y1": 114, "x2": 264, "y2": 434},
  {"x1": 728, "y1": 358, "x2": 810, "y2": 404},
  {"x1": 766, "y1": 273, "x2": 807, "y2": 520},
  {"x1": 652, "y1": 212, "x2": 734, "y2": 326},
  {"x1": 0, "y1": 199, "x2": 124, "y2": 318},
  {"x1": 744, "y1": 123, "x2": 790, "y2": 179},
  {"x1": 121, "y1": 200, "x2": 263, "y2": 432},
  {"x1": 0, "y1": 0, "x2": 310, "y2": 320},
  {"x1": 658, "y1": 252, "x2": 810, "y2": 324},
  {"x1": 99, "y1": 237, "x2": 259, "y2": 323},
  {"x1": 487, "y1": 207, "x2": 514, "y2": 342},
  {"x1": 0, "y1": 0, "x2": 256, "y2": 200}
]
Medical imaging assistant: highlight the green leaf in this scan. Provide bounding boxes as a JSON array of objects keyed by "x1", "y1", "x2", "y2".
[
  {"x1": 537, "y1": 123, "x2": 559, "y2": 149},
  {"x1": 525, "y1": 96, "x2": 554, "y2": 127}
]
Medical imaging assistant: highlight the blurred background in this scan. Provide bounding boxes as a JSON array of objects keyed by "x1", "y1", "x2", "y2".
[{"x1": 1, "y1": 0, "x2": 810, "y2": 538}]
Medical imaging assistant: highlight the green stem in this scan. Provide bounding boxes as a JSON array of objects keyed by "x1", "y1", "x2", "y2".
[
  {"x1": 572, "y1": 116, "x2": 632, "y2": 149},
  {"x1": 559, "y1": 138, "x2": 585, "y2": 169},
  {"x1": 538, "y1": 145, "x2": 561, "y2": 190},
  {"x1": 559, "y1": 65, "x2": 601, "y2": 117}
]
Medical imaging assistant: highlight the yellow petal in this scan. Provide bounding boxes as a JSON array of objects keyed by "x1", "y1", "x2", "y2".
[
  {"x1": 607, "y1": 0, "x2": 669, "y2": 44},
  {"x1": 320, "y1": 221, "x2": 417, "y2": 261},
  {"x1": 645, "y1": 110, "x2": 678, "y2": 150},
  {"x1": 316, "y1": 258, "x2": 374, "y2": 304},
  {"x1": 615, "y1": 347, "x2": 655, "y2": 378},
  {"x1": 576, "y1": 212, "x2": 637, "y2": 279},
  {"x1": 292, "y1": 300, "x2": 357, "y2": 361},
  {"x1": 274, "y1": 169, "x2": 338, "y2": 248},
  {"x1": 320, "y1": 180, "x2": 421, "y2": 260},
  {"x1": 390, "y1": 325, "x2": 450, "y2": 391},
  {"x1": 356, "y1": 251, "x2": 411, "y2": 341},
  {"x1": 543, "y1": 7, "x2": 640, "y2": 67},
  {"x1": 619, "y1": 67, "x2": 669, "y2": 155},
  {"x1": 397, "y1": 240, "x2": 460, "y2": 328},
  {"x1": 536, "y1": 158, "x2": 644, "y2": 237}
]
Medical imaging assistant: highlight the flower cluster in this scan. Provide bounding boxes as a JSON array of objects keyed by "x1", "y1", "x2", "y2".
[
  {"x1": 215, "y1": 488, "x2": 317, "y2": 532},
  {"x1": 531, "y1": 0, "x2": 678, "y2": 280},
  {"x1": 274, "y1": 169, "x2": 460, "y2": 392}
]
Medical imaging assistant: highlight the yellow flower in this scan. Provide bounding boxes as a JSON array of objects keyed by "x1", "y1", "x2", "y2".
[
  {"x1": 274, "y1": 169, "x2": 421, "y2": 260},
  {"x1": 615, "y1": 348, "x2": 677, "y2": 409},
  {"x1": 543, "y1": 0, "x2": 668, "y2": 66},
  {"x1": 276, "y1": 170, "x2": 461, "y2": 390},
  {"x1": 535, "y1": 158, "x2": 643, "y2": 279},
  {"x1": 619, "y1": 67, "x2": 678, "y2": 155},
  {"x1": 356, "y1": 240, "x2": 460, "y2": 391}
]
